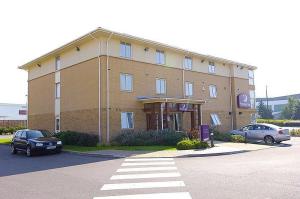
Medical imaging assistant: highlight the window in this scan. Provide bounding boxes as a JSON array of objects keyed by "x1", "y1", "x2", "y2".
[
  {"x1": 120, "y1": 42, "x2": 131, "y2": 58},
  {"x1": 184, "y1": 56, "x2": 192, "y2": 70},
  {"x1": 249, "y1": 90, "x2": 255, "y2": 109},
  {"x1": 209, "y1": 85, "x2": 217, "y2": 98},
  {"x1": 156, "y1": 50, "x2": 165, "y2": 65},
  {"x1": 120, "y1": 74, "x2": 133, "y2": 91},
  {"x1": 55, "y1": 56, "x2": 61, "y2": 70},
  {"x1": 208, "y1": 61, "x2": 216, "y2": 74},
  {"x1": 55, "y1": 83, "x2": 61, "y2": 98},
  {"x1": 274, "y1": 104, "x2": 286, "y2": 112},
  {"x1": 21, "y1": 131, "x2": 27, "y2": 139},
  {"x1": 248, "y1": 70, "x2": 254, "y2": 85},
  {"x1": 185, "y1": 82, "x2": 193, "y2": 96},
  {"x1": 55, "y1": 118, "x2": 60, "y2": 132},
  {"x1": 156, "y1": 78, "x2": 166, "y2": 94},
  {"x1": 210, "y1": 113, "x2": 221, "y2": 126},
  {"x1": 121, "y1": 112, "x2": 134, "y2": 129}
]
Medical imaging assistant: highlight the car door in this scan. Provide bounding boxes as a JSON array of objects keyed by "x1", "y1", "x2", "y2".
[
  {"x1": 243, "y1": 125, "x2": 255, "y2": 140},
  {"x1": 13, "y1": 131, "x2": 22, "y2": 149},
  {"x1": 19, "y1": 131, "x2": 28, "y2": 150},
  {"x1": 256, "y1": 125, "x2": 267, "y2": 140}
]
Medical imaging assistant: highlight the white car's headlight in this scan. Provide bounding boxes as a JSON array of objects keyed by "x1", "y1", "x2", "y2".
[
  {"x1": 57, "y1": 141, "x2": 62, "y2": 145},
  {"x1": 35, "y1": 143, "x2": 43, "y2": 147}
]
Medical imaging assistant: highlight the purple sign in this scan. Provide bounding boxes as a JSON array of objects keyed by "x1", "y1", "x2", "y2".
[
  {"x1": 237, "y1": 93, "x2": 251, "y2": 109},
  {"x1": 200, "y1": 125, "x2": 210, "y2": 141},
  {"x1": 178, "y1": 103, "x2": 189, "y2": 111}
]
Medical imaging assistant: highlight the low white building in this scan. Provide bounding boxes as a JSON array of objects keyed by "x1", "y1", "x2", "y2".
[
  {"x1": 0, "y1": 103, "x2": 27, "y2": 120},
  {"x1": 256, "y1": 94, "x2": 300, "y2": 118}
]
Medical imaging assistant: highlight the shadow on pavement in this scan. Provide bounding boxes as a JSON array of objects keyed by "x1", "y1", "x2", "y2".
[
  {"x1": 0, "y1": 145, "x2": 119, "y2": 177},
  {"x1": 246, "y1": 140, "x2": 292, "y2": 147}
]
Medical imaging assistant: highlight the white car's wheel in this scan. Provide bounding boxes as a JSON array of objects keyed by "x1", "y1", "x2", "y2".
[{"x1": 264, "y1": 136, "x2": 274, "y2": 145}]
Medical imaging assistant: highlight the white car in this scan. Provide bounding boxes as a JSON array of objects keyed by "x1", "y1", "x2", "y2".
[{"x1": 230, "y1": 123, "x2": 290, "y2": 144}]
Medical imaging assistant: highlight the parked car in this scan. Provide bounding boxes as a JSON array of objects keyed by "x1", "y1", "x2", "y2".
[
  {"x1": 230, "y1": 123, "x2": 290, "y2": 144},
  {"x1": 11, "y1": 129, "x2": 62, "y2": 157}
]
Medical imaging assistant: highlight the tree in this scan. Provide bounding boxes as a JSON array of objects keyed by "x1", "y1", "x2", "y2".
[
  {"x1": 294, "y1": 101, "x2": 300, "y2": 120},
  {"x1": 281, "y1": 97, "x2": 299, "y2": 119},
  {"x1": 257, "y1": 100, "x2": 273, "y2": 119}
]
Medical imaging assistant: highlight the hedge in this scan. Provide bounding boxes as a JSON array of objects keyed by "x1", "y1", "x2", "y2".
[
  {"x1": 290, "y1": 129, "x2": 300, "y2": 136},
  {"x1": 54, "y1": 131, "x2": 98, "y2": 147},
  {"x1": 176, "y1": 139, "x2": 209, "y2": 150},
  {"x1": 257, "y1": 119, "x2": 300, "y2": 127},
  {"x1": 112, "y1": 129, "x2": 187, "y2": 146},
  {"x1": 0, "y1": 126, "x2": 25, "y2": 135},
  {"x1": 211, "y1": 128, "x2": 245, "y2": 143}
]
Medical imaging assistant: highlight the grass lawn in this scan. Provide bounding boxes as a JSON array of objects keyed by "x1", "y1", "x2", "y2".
[
  {"x1": 0, "y1": 138, "x2": 12, "y2": 145},
  {"x1": 63, "y1": 145, "x2": 177, "y2": 152}
]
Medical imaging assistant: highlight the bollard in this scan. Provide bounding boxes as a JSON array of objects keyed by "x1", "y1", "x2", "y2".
[{"x1": 210, "y1": 132, "x2": 214, "y2": 147}]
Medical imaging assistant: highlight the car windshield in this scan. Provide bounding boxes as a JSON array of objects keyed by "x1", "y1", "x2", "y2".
[{"x1": 27, "y1": 130, "x2": 52, "y2": 139}]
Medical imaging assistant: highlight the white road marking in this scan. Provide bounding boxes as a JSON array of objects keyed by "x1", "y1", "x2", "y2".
[
  {"x1": 111, "y1": 172, "x2": 181, "y2": 180},
  {"x1": 117, "y1": 166, "x2": 177, "y2": 172},
  {"x1": 121, "y1": 162, "x2": 175, "y2": 166},
  {"x1": 125, "y1": 158, "x2": 174, "y2": 162},
  {"x1": 93, "y1": 192, "x2": 192, "y2": 199},
  {"x1": 101, "y1": 180, "x2": 185, "y2": 190}
]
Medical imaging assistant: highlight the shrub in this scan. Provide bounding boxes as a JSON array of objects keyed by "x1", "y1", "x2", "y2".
[
  {"x1": 112, "y1": 129, "x2": 187, "y2": 146},
  {"x1": 257, "y1": 119, "x2": 300, "y2": 127},
  {"x1": 176, "y1": 139, "x2": 209, "y2": 150},
  {"x1": 0, "y1": 126, "x2": 25, "y2": 135},
  {"x1": 231, "y1": 135, "x2": 245, "y2": 143},
  {"x1": 290, "y1": 129, "x2": 300, "y2": 136},
  {"x1": 213, "y1": 131, "x2": 232, "y2": 142},
  {"x1": 55, "y1": 131, "x2": 98, "y2": 147}
]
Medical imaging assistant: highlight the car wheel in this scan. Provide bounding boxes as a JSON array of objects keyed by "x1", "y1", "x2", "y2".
[
  {"x1": 26, "y1": 146, "x2": 32, "y2": 157},
  {"x1": 264, "y1": 136, "x2": 274, "y2": 145},
  {"x1": 11, "y1": 144, "x2": 17, "y2": 154}
]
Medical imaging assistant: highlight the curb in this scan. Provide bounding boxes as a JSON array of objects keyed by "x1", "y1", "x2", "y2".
[
  {"x1": 180, "y1": 150, "x2": 250, "y2": 158},
  {"x1": 62, "y1": 150, "x2": 125, "y2": 158}
]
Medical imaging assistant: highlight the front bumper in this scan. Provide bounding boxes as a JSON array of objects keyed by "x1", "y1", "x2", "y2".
[{"x1": 31, "y1": 145, "x2": 62, "y2": 153}]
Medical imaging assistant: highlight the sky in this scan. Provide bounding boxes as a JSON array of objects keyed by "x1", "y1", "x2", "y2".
[{"x1": 0, "y1": 0, "x2": 299, "y2": 104}]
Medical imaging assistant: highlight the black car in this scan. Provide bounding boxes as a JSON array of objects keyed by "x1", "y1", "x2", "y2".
[{"x1": 11, "y1": 129, "x2": 62, "y2": 157}]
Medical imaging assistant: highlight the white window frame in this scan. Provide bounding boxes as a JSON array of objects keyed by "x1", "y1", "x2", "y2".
[
  {"x1": 120, "y1": 73, "x2": 133, "y2": 92},
  {"x1": 209, "y1": 85, "x2": 217, "y2": 98},
  {"x1": 120, "y1": 42, "x2": 131, "y2": 58},
  {"x1": 55, "y1": 83, "x2": 61, "y2": 99},
  {"x1": 249, "y1": 90, "x2": 256, "y2": 109},
  {"x1": 185, "y1": 82, "x2": 193, "y2": 97},
  {"x1": 121, "y1": 112, "x2": 134, "y2": 129},
  {"x1": 208, "y1": 61, "x2": 216, "y2": 74},
  {"x1": 55, "y1": 56, "x2": 61, "y2": 71},
  {"x1": 248, "y1": 70, "x2": 255, "y2": 85},
  {"x1": 156, "y1": 50, "x2": 165, "y2": 65},
  {"x1": 156, "y1": 78, "x2": 166, "y2": 94},
  {"x1": 183, "y1": 56, "x2": 192, "y2": 70},
  {"x1": 210, "y1": 113, "x2": 221, "y2": 126}
]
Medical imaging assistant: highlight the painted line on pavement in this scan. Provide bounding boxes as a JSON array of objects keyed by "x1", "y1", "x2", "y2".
[
  {"x1": 101, "y1": 180, "x2": 185, "y2": 190},
  {"x1": 121, "y1": 162, "x2": 175, "y2": 167},
  {"x1": 111, "y1": 172, "x2": 181, "y2": 180},
  {"x1": 125, "y1": 158, "x2": 174, "y2": 162},
  {"x1": 93, "y1": 192, "x2": 192, "y2": 199},
  {"x1": 117, "y1": 166, "x2": 177, "y2": 172}
]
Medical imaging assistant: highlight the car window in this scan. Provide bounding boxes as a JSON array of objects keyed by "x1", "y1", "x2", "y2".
[
  {"x1": 20, "y1": 132, "x2": 27, "y2": 139},
  {"x1": 263, "y1": 126, "x2": 272, "y2": 130},
  {"x1": 15, "y1": 131, "x2": 21, "y2": 138},
  {"x1": 27, "y1": 131, "x2": 45, "y2": 139},
  {"x1": 242, "y1": 125, "x2": 253, "y2": 131}
]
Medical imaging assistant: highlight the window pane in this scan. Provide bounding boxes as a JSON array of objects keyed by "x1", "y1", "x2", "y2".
[
  {"x1": 189, "y1": 83, "x2": 193, "y2": 96},
  {"x1": 55, "y1": 56, "x2": 61, "y2": 70},
  {"x1": 126, "y1": 75, "x2": 132, "y2": 90},
  {"x1": 156, "y1": 51, "x2": 160, "y2": 64},
  {"x1": 120, "y1": 42, "x2": 126, "y2": 57},
  {"x1": 56, "y1": 83, "x2": 60, "y2": 98},
  {"x1": 161, "y1": 80, "x2": 166, "y2": 93},
  {"x1": 120, "y1": 74, "x2": 126, "y2": 90},
  {"x1": 121, "y1": 113, "x2": 127, "y2": 129},
  {"x1": 160, "y1": 52, "x2": 165, "y2": 64},
  {"x1": 125, "y1": 44, "x2": 131, "y2": 58},
  {"x1": 127, "y1": 112, "x2": 133, "y2": 128}
]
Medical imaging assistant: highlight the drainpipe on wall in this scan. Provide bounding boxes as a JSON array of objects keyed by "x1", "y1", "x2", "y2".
[
  {"x1": 106, "y1": 32, "x2": 114, "y2": 144},
  {"x1": 89, "y1": 33, "x2": 102, "y2": 144},
  {"x1": 229, "y1": 65, "x2": 234, "y2": 130}
]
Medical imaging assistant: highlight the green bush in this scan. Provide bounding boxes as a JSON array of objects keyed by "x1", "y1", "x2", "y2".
[
  {"x1": 55, "y1": 131, "x2": 98, "y2": 147},
  {"x1": 176, "y1": 139, "x2": 209, "y2": 150},
  {"x1": 290, "y1": 129, "x2": 300, "y2": 136},
  {"x1": 231, "y1": 135, "x2": 245, "y2": 143},
  {"x1": 0, "y1": 126, "x2": 25, "y2": 135},
  {"x1": 112, "y1": 129, "x2": 187, "y2": 146},
  {"x1": 257, "y1": 119, "x2": 300, "y2": 127}
]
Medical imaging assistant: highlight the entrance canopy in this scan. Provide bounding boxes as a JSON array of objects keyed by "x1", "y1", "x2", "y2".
[
  {"x1": 137, "y1": 97, "x2": 205, "y2": 105},
  {"x1": 137, "y1": 97, "x2": 206, "y2": 131}
]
